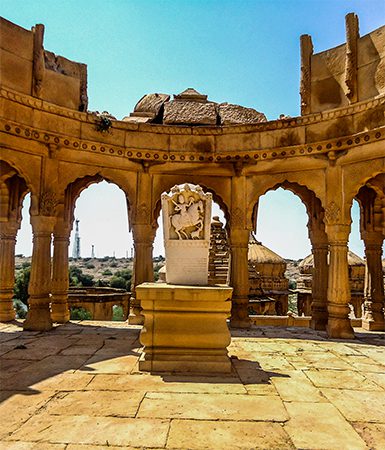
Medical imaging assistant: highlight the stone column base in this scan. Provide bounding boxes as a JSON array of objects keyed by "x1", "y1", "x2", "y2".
[
  {"x1": 128, "y1": 312, "x2": 144, "y2": 325},
  {"x1": 326, "y1": 317, "x2": 355, "y2": 339},
  {"x1": 361, "y1": 318, "x2": 385, "y2": 331},
  {"x1": 137, "y1": 283, "x2": 233, "y2": 373},
  {"x1": 23, "y1": 306, "x2": 53, "y2": 331},
  {"x1": 139, "y1": 349, "x2": 231, "y2": 373},
  {"x1": 51, "y1": 303, "x2": 70, "y2": 323},
  {"x1": 0, "y1": 302, "x2": 15, "y2": 322}
]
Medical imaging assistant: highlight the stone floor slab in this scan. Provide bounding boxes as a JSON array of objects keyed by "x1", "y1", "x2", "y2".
[
  {"x1": 271, "y1": 370, "x2": 327, "y2": 402},
  {"x1": 352, "y1": 422, "x2": 385, "y2": 450},
  {"x1": 167, "y1": 419, "x2": 295, "y2": 449},
  {"x1": 137, "y1": 392, "x2": 288, "y2": 421},
  {"x1": 284, "y1": 402, "x2": 367, "y2": 450},
  {"x1": 321, "y1": 388, "x2": 385, "y2": 422},
  {"x1": 86, "y1": 373, "x2": 246, "y2": 394},
  {"x1": 8, "y1": 414, "x2": 170, "y2": 447},
  {"x1": 0, "y1": 391, "x2": 55, "y2": 439},
  {"x1": 44, "y1": 390, "x2": 145, "y2": 417},
  {"x1": 79, "y1": 354, "x2": 139, "y2": 374},
  {"x1": 304, "y1": 368, "x2": 381, "y2": 391}
]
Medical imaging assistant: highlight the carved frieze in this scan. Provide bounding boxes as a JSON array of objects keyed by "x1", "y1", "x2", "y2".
[
  {"x1": 325, "y1": 201, "x2": 341, "y2": 224},
  {"x1": 231, "y1": 206, "x2": 244, "y2": 228},
  {"x1": 135, "y1": 202, "x2": 150, "y2": 224},
  {"x1": 40, "y1": 191, "x2": 59, "y2": 216}
]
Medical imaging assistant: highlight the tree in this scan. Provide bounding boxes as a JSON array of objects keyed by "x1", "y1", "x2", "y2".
[
  {"x1": 69, "y1": 265, "x2": 95, "y2": 287},
  {"x1": 14, "y1": 264, "x2": 31, "y2": 307}
]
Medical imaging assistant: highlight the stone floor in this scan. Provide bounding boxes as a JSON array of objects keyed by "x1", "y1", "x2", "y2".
[{"x1": 0, "y1": 320, "x2": 384, "y2": 450}]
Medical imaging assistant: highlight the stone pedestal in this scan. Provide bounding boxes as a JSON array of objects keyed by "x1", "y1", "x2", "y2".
[{"x1": 138, "y1": 283, "x2": 233, "y2": 373}]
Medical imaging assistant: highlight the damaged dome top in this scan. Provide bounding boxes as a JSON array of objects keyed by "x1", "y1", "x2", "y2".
[{"x1": 123, "y1": 88, "x2": 267, "y2": 126}]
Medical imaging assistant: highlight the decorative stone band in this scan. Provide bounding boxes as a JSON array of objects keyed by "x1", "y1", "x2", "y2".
[
  {"x1": 1, "y1": 117, "x2": 384, "y2": 165},
  {"x1": 2, "y1": 86, "x2": 384, "y2": 129}
]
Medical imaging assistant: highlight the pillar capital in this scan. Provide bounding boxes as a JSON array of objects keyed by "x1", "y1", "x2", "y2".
[
  {"x1": 361, "y1": 230, "x2": 384, "y2": 247},
  {"x1": 325, "y1": 223, "x2": 350, "y2": 243},
  {"x1": 0, "y1": 220, "x2": 20, "y2": 239},
  {"x1": 30, "y1": 215, "x2": 56, "y2": 234}
]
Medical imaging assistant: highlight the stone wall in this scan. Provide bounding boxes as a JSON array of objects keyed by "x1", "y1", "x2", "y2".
[{"x1": 0, "y1": 18, "x2": 87, "y2": 111}]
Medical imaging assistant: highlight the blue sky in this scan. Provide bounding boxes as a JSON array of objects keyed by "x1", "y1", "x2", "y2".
[{"x1": 5, "y1": 1, "x2": 383, "y2": 258}]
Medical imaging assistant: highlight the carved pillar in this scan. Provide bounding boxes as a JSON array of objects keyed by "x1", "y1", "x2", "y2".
[
  {"x1": 50, "y1": 221, "x2": 70, "y2": 323},
  {"x1": 326, "y1": 224, "x2": 354, "y2": 339},
  {"x1": 362, "y1": 232, "x2": 384, "y2": 331},
  {"x1": 129, "y1": 171, "x2": 154, "y2": 325},
  {"x1": 23, "y1": 216, "x2": 55, "y2": 331},
  {"x1": 0, "y1": 222, "x2": 19, "y2": 321},
  {"x1": 345, "y1": 13, "x2": 359, "y2": 103},
  {"x1": 229, "y1": 228, "x2": 251, "y2": 328},
  {"x1": 300, "y1": 34, "x2": 313, "y2": 115},
  {"x1": 229, "y1": 175, "x2": 251, "y2": 328},
  {"x1": 130, "y1": 223, "x2": 155, "y2": 325},
  {"x1": 310, "y1": 238, "x2": 329, "y2": 330}
]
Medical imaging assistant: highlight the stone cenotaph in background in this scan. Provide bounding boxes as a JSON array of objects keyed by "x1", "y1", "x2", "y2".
[
  {"x1": 137, "y1": 184, "x2": 233, "y2": 373},
  {"x1": 162, "y1": 184, "x2": 211, "y2": 285}
]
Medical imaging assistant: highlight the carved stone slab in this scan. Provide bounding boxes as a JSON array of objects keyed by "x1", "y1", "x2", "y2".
[{"x1": 161, "y1": 184, "x2": 212, "y2": 285}]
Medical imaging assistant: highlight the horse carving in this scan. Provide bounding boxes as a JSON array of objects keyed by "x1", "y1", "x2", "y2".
[{"x1": 171, "y1": 198, "x2": 204, "y2": 239}]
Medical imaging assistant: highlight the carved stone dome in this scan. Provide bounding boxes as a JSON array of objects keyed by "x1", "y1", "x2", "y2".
[
  {"x1": 299, "y1": 250, "x2": 365, "y2": 274},
  {"x1": 248, "y1": 233, "x2": 286, "y2": 265}
]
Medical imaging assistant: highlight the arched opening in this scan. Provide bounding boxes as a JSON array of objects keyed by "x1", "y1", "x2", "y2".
[
  {"x1": 353, "y1": 175, "x2": 385, "y2": 330},
  {"x1": 64, "y1": 180, "x2": 133, "y2": 322},
  {"x1": 0, "y1": 161, "x2": 30, "y2": 322},
  {"x1": 254, "y1": 187, "x2": 311, "y2": 317},
  {"x1": 14, "y1": 193, "x2": 33, "y2": 319}
]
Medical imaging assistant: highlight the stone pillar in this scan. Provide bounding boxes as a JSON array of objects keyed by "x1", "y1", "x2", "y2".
[
  {"x1": 23, "y1": 216, "x2": 55, "y2": 331},
  {"x1": 229, "y1": 228, "x2": 251, "y2": 328},
  {"x1": 129, "y1": 170, "x2": 154, "y2": 325},
  {"x1": 310, "y1": 240, "x2": 329, "y2": 330},
  {"x1": 229, "y1": 174, "x2": 251, "y2": 328},
  {"x1": 129, "y1": 223, "x2": 155, "y2": 325},
  {"x1": 0, "y1": 222, "x2": 19, "y2": 321},
  {"x1": 362, "y1": 232, "x2": 384, "y2": 331},
  {"x1": 326, "y1": 224, "x2": 355, "y2": 339},
  {"x1": 50, "y1": 223, "x2": 70, "y2": 323}
]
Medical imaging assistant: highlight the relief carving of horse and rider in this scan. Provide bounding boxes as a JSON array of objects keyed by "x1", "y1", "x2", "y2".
[{"x1": 171, "y1": 193, "x2": 204, "y2": 240}]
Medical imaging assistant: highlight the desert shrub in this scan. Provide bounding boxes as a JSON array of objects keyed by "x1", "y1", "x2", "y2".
[
  {"x1": 109, "y1": 276, "x2": 126, "y2": 289},
  {"x1": 69, "y1": 266, "x2": 95, "y2": 287},
  {"x1": 112, "y1": 305, "x2": 124, "y2": 321},
  {"x1": 102, "y1": 269, "x2": 113, "y2": 276},
  {"x1": 70, "y1": 307, "x2": 92, "y2": 320}
]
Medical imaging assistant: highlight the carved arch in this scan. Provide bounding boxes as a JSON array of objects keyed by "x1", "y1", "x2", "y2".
[
  {"x1": 249, "y1": 179, "x2": 326, "y2": 240},
  {"x1": 63, "y1": 173, "x2": 134, "y2": 230},
  {"x1": 0, "y1": 160, "x2": 30, "y2": 224}
]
